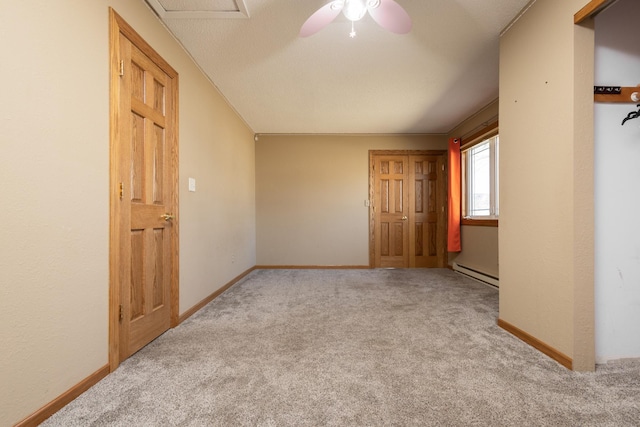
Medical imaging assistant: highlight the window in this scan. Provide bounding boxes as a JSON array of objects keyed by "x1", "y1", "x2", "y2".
[{"x1": 462, "y1": 134, "x2": 499, "y2": 221}]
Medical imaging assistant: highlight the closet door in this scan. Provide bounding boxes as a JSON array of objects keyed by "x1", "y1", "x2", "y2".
[
  {"x1": 373, "y1": 155, "x2": 410, "y2": 268},
  {"x1": 409, "y1": 155, "x2": 447, "y2": 268},
  {"x1": 371, "y1": 151, "x2": 447, "y2": 268}
]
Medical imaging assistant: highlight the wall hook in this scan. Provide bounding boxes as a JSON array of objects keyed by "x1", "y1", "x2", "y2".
[{"x1": 621, "y1": 104, "x2": 640, "y2": 126}]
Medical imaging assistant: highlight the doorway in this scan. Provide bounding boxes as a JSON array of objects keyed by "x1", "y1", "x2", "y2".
[
  {"x1": 369, "y1": 150, "x2": 447, "y2": 268},
  {"x1": 109, "y1": 9, "x2": 179, "y2": 370}
]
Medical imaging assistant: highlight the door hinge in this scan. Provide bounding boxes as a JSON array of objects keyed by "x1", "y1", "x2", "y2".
[
  {"x1": 119, "y1": 60, "x2": 124, "y2": 77},
  {"x1": 119, "y1": 304, "x2": 124, "y2": 322},
  {"x1": 119, "y1": 182, "x2": 124, "y2": 200}
]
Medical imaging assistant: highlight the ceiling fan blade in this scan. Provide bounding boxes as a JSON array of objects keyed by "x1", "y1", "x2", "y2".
[
  {"x1": 300, "y1": 2, "x2": 344, "y2": 38},
  {"x1": 367, "y1": 0, "x2": 412, "y2": 34}
]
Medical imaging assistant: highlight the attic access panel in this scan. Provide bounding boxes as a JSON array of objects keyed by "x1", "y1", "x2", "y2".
[{"x1": 145, "y1": 0, "x2": 249, "y2": 18}]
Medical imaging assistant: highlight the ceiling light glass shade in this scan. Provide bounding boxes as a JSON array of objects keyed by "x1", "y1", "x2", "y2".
[
  {"x1": 343, "y1": 0, "x2": 367, "y2": 21},
  {"x1": 300, "y1": 0, "x2": 411, "y2": 38}
]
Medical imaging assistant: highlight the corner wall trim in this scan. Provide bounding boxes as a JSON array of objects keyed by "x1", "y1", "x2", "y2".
[
  {"x1": 498, "y1": 318, "x2": 573, "y2": 370},
  {"x1": 178, "y1": 266, "x2": 256, "y2": 324},
  {"x1": 14, "y1": 364, "x2": 110, "y2": 427},
  {"x1": 574, "y1": 0, "x2": 617, "y2": 24}
]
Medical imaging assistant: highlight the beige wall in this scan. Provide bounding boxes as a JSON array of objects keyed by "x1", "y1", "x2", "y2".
[
  {"x1": 0, "y1": 1, "x2": 255, "y2": 425},
  {"x1": 447, "y1": 100, "x2": 499, "y2": 277},
  {"x1": 499, "y1": 0, "x2": 594, "y2": 369},
  {"x1": 255, "y1": 134, "x2": 447, "y2": 266},
  {"x1": 455, "y1": 226, "x2": 499, "y2": 278}
]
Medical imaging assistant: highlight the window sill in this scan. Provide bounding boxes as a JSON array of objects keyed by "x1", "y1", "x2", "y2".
[{"x1": 461, "y1": 218, "x2": 498, "y2": 227}]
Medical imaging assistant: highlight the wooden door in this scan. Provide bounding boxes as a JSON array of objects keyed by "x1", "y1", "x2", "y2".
[
  {"x1": 373, "y1": 155, "x2": 410, "y2": 268},
  {"x1": 109, "y1": 9, "x2": 179, "y2": 369},
  {"x1": 370, "y1": 151, "x2": 447, "y2": 268},
  {"x1": 409, "y1": 155, "x2": 447, "y2": 268}
]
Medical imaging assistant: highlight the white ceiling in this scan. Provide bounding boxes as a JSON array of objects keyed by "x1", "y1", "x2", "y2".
[{"x1": 144, "y1": 0, "x2": 531, "y2": 134}]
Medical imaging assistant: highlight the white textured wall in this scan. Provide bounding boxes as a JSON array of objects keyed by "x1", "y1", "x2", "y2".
[
  {"x1": 594, "y1": 0, "x2": 640, "y2": 362},
  {"x1": 0, "y1": 1, "x2": 255, "y2": 425}
]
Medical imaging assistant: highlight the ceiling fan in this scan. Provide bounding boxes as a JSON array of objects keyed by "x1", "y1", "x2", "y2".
[{"x1": 300, "y1": 0, "x2": 412, "y2": 38}]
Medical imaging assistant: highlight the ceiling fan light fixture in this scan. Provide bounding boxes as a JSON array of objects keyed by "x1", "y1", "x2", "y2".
[
  {"x1": 343, "y1": 0, "x2": 367, "y2": 22},
  {"x1": 366, "y1": 0, "x2": 381, "y2": 10},
  {"x1": 300, "y1": 0, "x2": 411, "y2": 38},
  {"x1": 330, "y1": 1, "x2": 345, "y2": 12}
]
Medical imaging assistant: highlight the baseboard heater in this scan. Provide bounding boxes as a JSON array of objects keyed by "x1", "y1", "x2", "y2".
[{"x1": 453, "y1": 262, "x2": 499, "y2": 289}]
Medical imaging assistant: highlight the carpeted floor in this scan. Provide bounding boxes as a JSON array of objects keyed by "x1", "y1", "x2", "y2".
[{"x1": 43, "y1": 269, "x2": 640, "y2": 426}]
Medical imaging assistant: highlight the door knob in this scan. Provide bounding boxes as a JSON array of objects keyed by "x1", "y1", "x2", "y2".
[
  {"x1": 402, "y1": 216, "x2": 408, "y2": 221},
  {"x1": 161, "y1": 213, "x2": 175, "y2": 221}
]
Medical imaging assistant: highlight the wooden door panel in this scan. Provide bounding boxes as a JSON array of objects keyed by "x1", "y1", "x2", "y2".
[
  {"x1": 410, "y1": 156, "x2": 445, "y2": 268},
  {"x1": 125, "y1": 39, "x2": 172, "y2": 359},
  {"x1": 110, "y1": 9, "x2": 179, "y2": 370},
  {"x1": 393, "y1": 223, "x2": 405, "y2": 255},
  {"x1": 374, "y1": 156, "x2": 409, "y2": 268},
  {"x1": 393, "y1": 179, "x2": 403, "y2": 213},
  {"x1": 380, "y1": 179, "x2": 389, "y2": 213},
  {"x1": 130, "y1": 230, "x2": 145, "y2": 320},
  {"x1": 379, "y1": 179, "x2": 404, "y2": 214},
  {"x1": 151, "y1": 123, "x2": 165, "y2": 204},
  {"x1": 428, "y1": 222, "x2": 437, "y2": 256},
  {"x1": 415, "y1": 179, "x2": 424, "y2": 214},
  {"x1": 152, "y1": 78, "x2": 166, "y2": 114},
  {"x1": 130, "y1": 112, "x2": 145, "y2": 202},
  {"x1": 380, "y1": 223, "x2": 389, "y2": 256},
  {"x1": 371, "y1": 151, "x2": 446, "y2": 269},
  {"x1": 131, "y1": 205, "x2": 165, "y2": 229},
  {"x1": 128, "y1": 227, "x2": 168, "y2": 319},
  {"x1": 378, "y1": 221, "x2": 406, "y2": 256},
  {"x1": 152, "y1": 228, "x2": 165, "y2": 308},
  {"x1": 128, "y1": 225, "x2": 170, "y2": 356}
]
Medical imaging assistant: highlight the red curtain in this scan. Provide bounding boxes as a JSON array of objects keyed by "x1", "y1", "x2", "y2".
[{"x1": 448, "y1": 137, "x2": 461, "y2": 252}]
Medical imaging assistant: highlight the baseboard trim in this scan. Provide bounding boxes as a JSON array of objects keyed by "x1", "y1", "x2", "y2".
[
  {"x1": 452, "y1": 262, "x2": 499, "y2": 288},
  {"x1": 178, "y1": 266, "x2": 256, "y2": 324},
  {"x1": 15, "y1": 267, "x2": 258, "y2": 426},
  {"x1": 14, "y1": 364, "x2": 110, "y2": 427},
  {"x1": 498, "y1": 318, "x2": 573, "y2": 370},
  {"x1": 254, "y1": 265, "x2": 371, "y2": 269}
]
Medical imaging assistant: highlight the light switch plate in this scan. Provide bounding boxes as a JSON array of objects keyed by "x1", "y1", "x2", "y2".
[{"x1": 188, "y1": 177, "x2": 196, "y2": 192}]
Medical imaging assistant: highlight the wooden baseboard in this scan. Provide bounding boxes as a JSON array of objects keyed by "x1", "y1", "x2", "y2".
[
  {"x1": 20, "y1": 264, "x2": 382, "y2": 425},
  {"x1": 178, "y1": 266, "x2": 256, "y2": 324},
  {"x1": 16, "y1": 267, "x2": 257, "y2": 426},
  {"x1": 498, "y1": 318, "x2": 573, "y2": 370},
  {"x1": 14, "y1": 364, "x2": 110, "y2": 427},
  {"x1": 254, "y1": 265, "x2": 371, "y2": 269}
]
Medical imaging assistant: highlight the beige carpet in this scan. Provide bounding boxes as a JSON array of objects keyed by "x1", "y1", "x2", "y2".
[{"x1": 43, "y1": 268, "x2": 640, "y2": 426}]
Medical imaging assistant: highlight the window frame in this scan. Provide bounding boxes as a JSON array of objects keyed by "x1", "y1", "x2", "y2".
[{"x1": 460, "y1": 123, "x2": 499, "y2": 227}]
